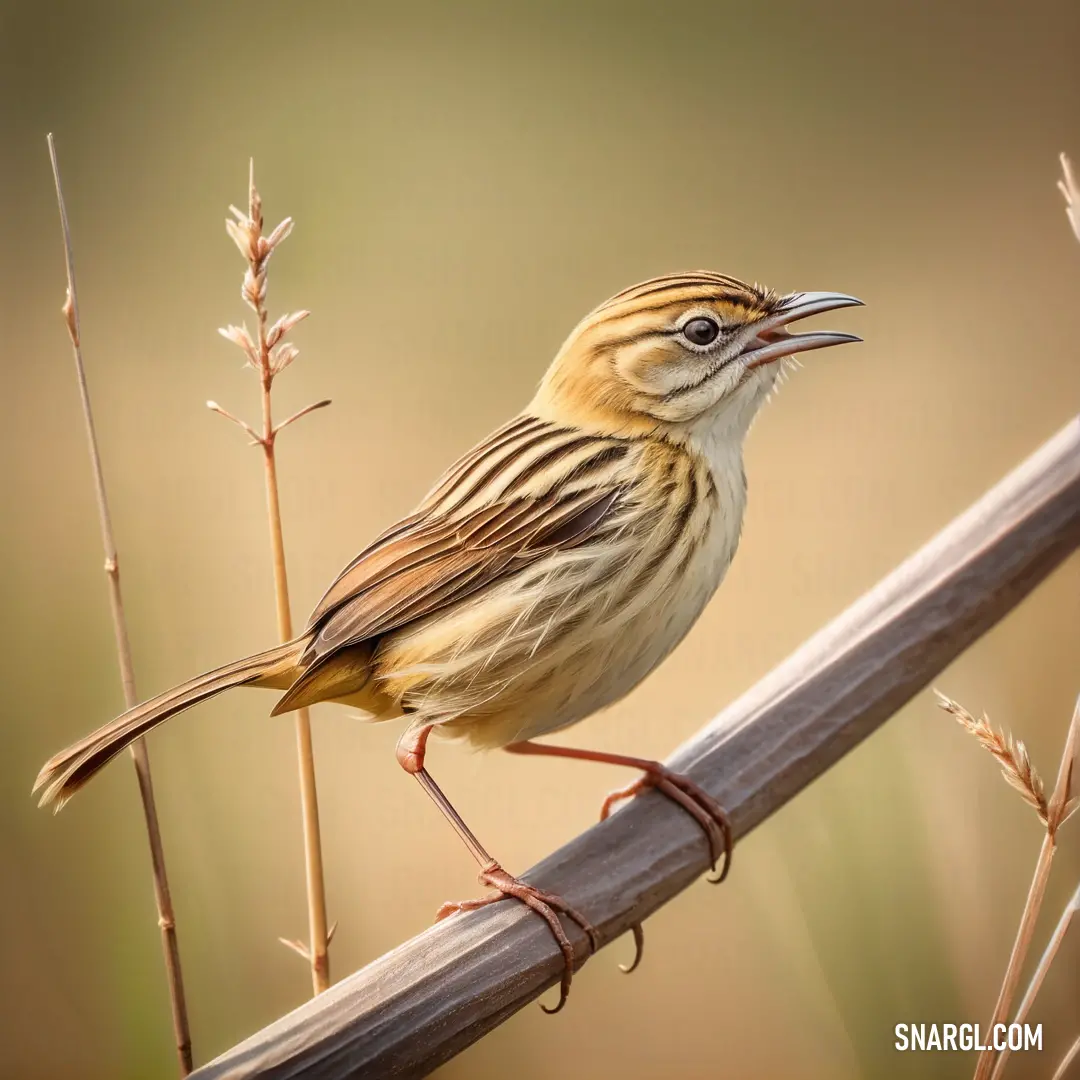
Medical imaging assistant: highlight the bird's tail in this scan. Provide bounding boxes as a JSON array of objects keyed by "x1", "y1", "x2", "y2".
[{"x1": 33, "y1": 639, "x2": 304, "y2": 811}]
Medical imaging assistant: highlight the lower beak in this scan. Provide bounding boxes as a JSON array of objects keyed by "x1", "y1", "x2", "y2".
[{"x1": 741, "y1": 290, "x2": 863, "y2": 369}]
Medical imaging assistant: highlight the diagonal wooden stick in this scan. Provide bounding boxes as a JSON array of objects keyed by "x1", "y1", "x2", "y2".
[
  {"x1": 189, "y1": 414, "x2": 1080, "y2": 1080},
  {"x1": 47, "y1": 133, "x2": 193, "y2": 1076}
]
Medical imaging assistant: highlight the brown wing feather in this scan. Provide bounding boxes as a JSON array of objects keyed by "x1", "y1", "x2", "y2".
[
  {"x1": 304, "y1": 512, "x2": 456, "y2": 625},
  {"x1": 300, "y1": 485, "x2": 623, "y2": 667}
]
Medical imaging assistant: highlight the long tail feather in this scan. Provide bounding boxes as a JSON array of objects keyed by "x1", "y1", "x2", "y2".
[{"x1": 33, "y1": 640, "x2": 303, "y2": 811}]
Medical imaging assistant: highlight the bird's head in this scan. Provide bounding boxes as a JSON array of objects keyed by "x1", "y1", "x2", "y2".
[{"x1": 532, "y1": 272, "x2": 862, "y2": 443}]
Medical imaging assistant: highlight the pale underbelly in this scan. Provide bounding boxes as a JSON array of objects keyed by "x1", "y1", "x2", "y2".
[
  {"x1": 504, "y1": 589, "x2": 713, "y2": 742},
  {"x1": 416, "y1": 518, "x2": 738, "y2": 749}
]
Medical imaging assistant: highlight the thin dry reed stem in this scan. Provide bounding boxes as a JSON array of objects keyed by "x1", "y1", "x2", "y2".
[
  {"x1": 939, "y1": 690, "x2": 1080, "y2": 1080},
  {"x1": 976, "y1": 831, "x2": 1056, "y2": 1080},
  {"x1": 211, "y1": 161, "x2": 332, "y2": 994},
  {"x1": 990, "y1": 883, "x2": 1080, "y2": 1080},
  {"x1": 1035, "y1": 154, "x2": 1080, "y2": 1080},
  {"x1": 1059, "y1": 153, "x2": 1080, "y2": 244},
  {"x1": 981, "y1": 160, "x2": 1080, "y2": 1080},
  {"x1": 1051, "y1": 1036, "x2": 1080, "y2": 1080},
  {"x1": 46, "y1": 134, "x2": 193, "y2": 1075}
]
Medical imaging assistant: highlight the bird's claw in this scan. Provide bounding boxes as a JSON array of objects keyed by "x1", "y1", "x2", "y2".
[
  {"x1": 601, "y1": 763, "x2": 734, "y2": 972},
  {"x1": 619, "y1": 922, "x2": 645, "y2": 974},
  {"x1": 436, "y1": 861, "x2": 598, "y2": 1014}
]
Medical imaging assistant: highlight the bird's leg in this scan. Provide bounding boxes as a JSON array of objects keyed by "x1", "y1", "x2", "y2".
[
  {"x1": 396, "y1": 724, "x2": 598, "y2": 1013},
  {"x1": 504, "y1": 741, "x2": 733, "y2": 878},
  {"x1": 504, "y1": 740, "x2": 733, "y2": 974}
]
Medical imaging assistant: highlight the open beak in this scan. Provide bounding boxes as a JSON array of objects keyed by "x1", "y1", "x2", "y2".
[{"x1": 741, "y1": 291, "x2": 863, "y2": 370}]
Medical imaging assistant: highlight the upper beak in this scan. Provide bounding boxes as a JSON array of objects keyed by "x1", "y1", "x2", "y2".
[{"x1": 741, "y1": 290, "x2": 863, "y2": 369}]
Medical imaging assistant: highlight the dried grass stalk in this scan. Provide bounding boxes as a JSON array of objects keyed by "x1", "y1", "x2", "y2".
[
  {"x1": 935, "y1": 692, "x2": 1048, "y2": 823},
  {"x1": 1051, "y1": 1035, "x2": 1080, "y2": 1080},
  {"x1": 211, "y1": 162, "x2": 332, "y2": 994},
  {"x1": 1059, "y1": 152, "x2": 1080, "y2": 244},
  {"x1": 46, "y1": 134, "x2": 193, "y2": 1074},
  {"x1": 939, "y1": 687, "x2": 1080, "y2": 1080},
  {"x1": 990, "y1": 883, "x2": 1079, "y2": 1080},
  {"x1": 976, "y1": 155, "x2": 1080, "y2": 1080}
]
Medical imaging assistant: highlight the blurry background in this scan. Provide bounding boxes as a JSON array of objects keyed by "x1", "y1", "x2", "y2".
[{"x1": 2, "y1": 2, "x2": 1078, "y2": 1077}]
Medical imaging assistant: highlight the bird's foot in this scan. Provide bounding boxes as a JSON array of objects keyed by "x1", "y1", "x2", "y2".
[
  {"x1": 435, "y1": 861, "x2": 599, "y2": 1013},
  {"x1": 600, "y1": 762, "x2": 733, "y2": 974}
]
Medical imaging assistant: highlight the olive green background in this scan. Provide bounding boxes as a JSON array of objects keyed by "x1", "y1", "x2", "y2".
[{"x1": 2, "y1": 2, "x2": 1079, "y2": 1077}]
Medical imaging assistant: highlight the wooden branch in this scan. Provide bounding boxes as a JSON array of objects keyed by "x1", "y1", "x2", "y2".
[{"x1": 193, "y1": 416, "x2": 1080, "y2": 1080}]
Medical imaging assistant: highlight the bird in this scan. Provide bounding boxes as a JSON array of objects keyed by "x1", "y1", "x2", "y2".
[{"x1": 34, "y1": 270, "x2": 861, "y2": 1010}]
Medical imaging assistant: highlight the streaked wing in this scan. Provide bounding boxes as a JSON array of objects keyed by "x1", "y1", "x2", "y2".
[{"x1": 300, "y1": 416, "x2": 631, "y2": 665}]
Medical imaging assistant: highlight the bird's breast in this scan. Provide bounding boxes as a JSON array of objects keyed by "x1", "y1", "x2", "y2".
[{"x1": 376, "y1": 437, "x2": 747, "y2": 748}]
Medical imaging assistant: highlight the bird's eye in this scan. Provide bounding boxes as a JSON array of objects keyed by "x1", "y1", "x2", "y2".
[{"x1": 682, "y1": 317, "x2": 720, "y2": 347}]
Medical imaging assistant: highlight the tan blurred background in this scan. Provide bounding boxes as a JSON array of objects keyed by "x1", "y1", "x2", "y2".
[{"x1": 2, "y1": 1, "x2": 1079, "y2": 1077}]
